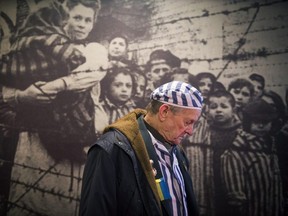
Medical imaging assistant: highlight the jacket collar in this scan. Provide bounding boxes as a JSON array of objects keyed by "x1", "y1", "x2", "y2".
[
  {"x1": 143, "y1": 119, "x2": 174, "y2": 151},
  {"x1": 104, "y1": 109, "x2": 162, "y2": 212}
]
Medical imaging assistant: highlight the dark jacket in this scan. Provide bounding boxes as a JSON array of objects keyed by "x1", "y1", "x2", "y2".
[{"x1": 80, "y1": 109, "x2": 199, "y2": 216}]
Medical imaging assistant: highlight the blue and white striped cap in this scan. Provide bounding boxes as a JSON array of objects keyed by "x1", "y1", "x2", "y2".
[{"x1": 150, "y1": 81, "x2": 203, "y2": 110}]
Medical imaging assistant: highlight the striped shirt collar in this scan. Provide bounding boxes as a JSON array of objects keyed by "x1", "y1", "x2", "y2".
[{"x1": 145, "y1": 124, "x2": 188, "y2": 216}]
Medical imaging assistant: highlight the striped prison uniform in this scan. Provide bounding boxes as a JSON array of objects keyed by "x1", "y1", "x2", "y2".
[
  {"x1": 0, "y1": 2, "x2": 96, "y2": 149},
  {"x1": 101, "y1": 97, "x2": 136, "y2": 124},
  {"x1": 184, "y1": 115, "x2": 214, "y2": 215},
  {"x1": 149, "y1": 132, "x2": 188, "y2": 216},
  {"x1": 1, "y1": 28, "x2": 85, "y2": 89},
  {"x1": 93, "y1": 96, "x2": 136, "y2": 138},
  {"x1": 221, "y1": 130, "x2": 283, "y2": 216}
]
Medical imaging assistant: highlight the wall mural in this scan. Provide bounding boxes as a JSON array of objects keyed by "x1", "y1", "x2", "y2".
[{"x1": 0, "y1": 0, "x2": 287, "y2": 215}]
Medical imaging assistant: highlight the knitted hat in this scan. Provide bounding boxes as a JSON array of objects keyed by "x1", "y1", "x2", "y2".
[
  {"x1": 150, "y1": 81, "x2": 203, "y2": 110},
  {"x1": 243, "y1": 99, "x2": 278, "y2": 121}
]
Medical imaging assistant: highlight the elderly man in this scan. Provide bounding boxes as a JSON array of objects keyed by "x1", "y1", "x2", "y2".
[{"x1": 80, "y1": 81, "x2": 202, "y2": 216}]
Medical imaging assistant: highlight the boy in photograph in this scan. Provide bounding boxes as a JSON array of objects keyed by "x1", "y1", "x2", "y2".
[
  {"x1": 221, "y1": 99, "x2": 283, "y2": 216},
  {"x1": 206, "y1": 90, "x2": 241, "y2": 216},
  {"x1": 248, "y1": 73, "x2": 265, "y2": 99},
  {"x1": 228, "y1": 78, "x2": 254, "y2": 121},
  {"x1": 184, "y1": 90, "x2": 241, "y2": 215}
]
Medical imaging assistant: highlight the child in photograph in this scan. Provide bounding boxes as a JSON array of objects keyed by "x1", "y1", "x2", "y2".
[
  {"x1": 184, "y1": 90, "x2": 241, "y2": 216},
  {"x1": 195, "y1": 72, "x2": 216, "y2": 103},
  {"x1": 94, "y1": 67, "x2": 136, "y2": 137},
  {"x1": 132, "y1": 70, "x2": 148, "y2": 109},
  {"x1": 262, "y1": 90, "x2": 288, "y2": 214},
  {"x1": 206, "y1": 90, "x2": 241, "y2": 216},
  {"x1": 249, "y1": 73, "x2": 265, "y2": 99},
  {"x1": 186, "y1": 72, "x2": 219, "y2": 145},
  {"x1": 107, "y1": 32, "x2": 130, "y2": 68},
  {"x1": 228, "y1": 78, "x2": 254, "y2": 121},
  {"x1": 221, "y1": 99, "x2": 283, "y2": 216}
]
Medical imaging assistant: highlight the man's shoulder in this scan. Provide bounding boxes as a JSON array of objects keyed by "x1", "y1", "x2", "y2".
[{"x1": 89, "y1": 129, "x2": 131, "y2": 154}]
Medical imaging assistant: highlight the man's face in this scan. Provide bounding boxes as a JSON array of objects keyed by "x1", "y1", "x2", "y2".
[
  {"x1": 208, "y1": 96, "x2": 234, "y2": 125},
  {"x1": 161, "y1": 106, "x2": 201, "y2": 145},
  {"x1": 66, "y1": 4, "x2": 95, "y2": 40},
  {"x1": 229, "y1": 86, "x2": 251, "y2": 109},
  {"x1": 150, "y1": 63, "x2": 171, "y2": 85},
  {"x1": 108, "y1": 37, "x2": 127, "y2": 58}
]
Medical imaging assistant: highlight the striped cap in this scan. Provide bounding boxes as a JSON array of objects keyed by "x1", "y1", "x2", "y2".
[{"x1": 150, "y1": 81, "x2": 203, "y2": 110}]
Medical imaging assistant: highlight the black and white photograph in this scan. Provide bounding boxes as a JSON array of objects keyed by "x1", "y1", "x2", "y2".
[{"x1": 0, "y1": 0, "x2": 287, "y2": 215}]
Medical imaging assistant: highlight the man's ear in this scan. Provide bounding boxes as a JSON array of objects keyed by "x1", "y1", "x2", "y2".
[{"x1": 158, "y1": 104, "x2": 170, "y2": 121}]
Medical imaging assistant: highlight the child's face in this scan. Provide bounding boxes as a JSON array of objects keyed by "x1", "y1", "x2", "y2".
[
  {"x1": 208, "y1": 96, "x2": 234, "y2": 125},
  {"x1": 109, "y1": 73, "x2": 133, "y2": 104},
  {"x1": 250, "y1": 120, "x2": 272, "y2": 137},
  {"x1": 198, "y1": 77, "x2": 213, "y2": 99},
  {"x1": 251, "y1": 80, "x2": 264, "y2": 99},
  {"x1": 134, "y1": 75, "x2": 146, "y2": 100},
  {"x1": 108, "y1": 37, "x2": 127, "y2": 58},
  {"x1": 229, "y1": 86, "x2": 251, "y2": 109}
]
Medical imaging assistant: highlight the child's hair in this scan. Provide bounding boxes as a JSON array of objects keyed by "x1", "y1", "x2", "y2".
[
  {"x1": 160, "y1": 68, "x2": 198, "y2": 88},
  {"x1": 207, "y1": 90, "x2": 236, "y2": 108},
  {"x1": 242, "y1": 99, "x2": 278, "y2": 133},
  {"x1": 249, "y1": 73, "x2": 265, "y2": 88},
  {"x1": 263, "y1": 90, "x2": 286, "y2": 117},
  {"x1": 108, "y1": 32, "x2": 129, "y2": 47},
  {"x1": 195, "y1": 72, "x2": 216, "y2": 85},
  {"x1": 228, "y1": 78, "x2": 254, "y2": 96},
  {"x1": 145, "y1": 49, "x2": 180, "y2": 72},
  {"x1": 214, "y1": 81, "x2": 226, "y2": 92}
]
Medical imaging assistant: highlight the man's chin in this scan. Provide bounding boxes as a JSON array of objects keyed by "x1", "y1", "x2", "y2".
[{"x1": 174, "y1": 138, "x2": 183, "y2": 145}]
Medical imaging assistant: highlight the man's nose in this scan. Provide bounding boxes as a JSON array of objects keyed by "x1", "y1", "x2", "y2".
[{"x1": 185, "y1": 124, "x2": 193, "y2": 135}]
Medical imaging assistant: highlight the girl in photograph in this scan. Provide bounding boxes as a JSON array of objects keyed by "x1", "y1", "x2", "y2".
[{"x1": 94, "y1": 67, "x2": 137, "y2": 137}]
